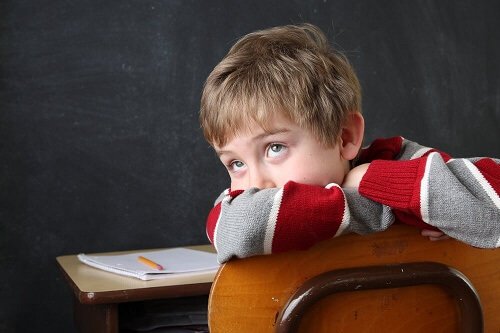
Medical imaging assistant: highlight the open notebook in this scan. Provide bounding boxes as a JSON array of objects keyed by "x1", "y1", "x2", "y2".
[{"x1": 78, "y1": 247, "x2": 219, "y2": 281}]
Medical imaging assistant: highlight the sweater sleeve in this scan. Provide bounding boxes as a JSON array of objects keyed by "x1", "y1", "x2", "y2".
[
  {"x1": 360, "y1": 149, "x2": 500, "y2": 248},
  {"x1": 206, "y1": 182, "x2": 394, "y2": 263}
]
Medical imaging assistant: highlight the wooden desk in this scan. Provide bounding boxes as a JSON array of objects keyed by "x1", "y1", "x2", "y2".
[{"x1": 56, "y1": 245, "x2": 216, "y2": 333}]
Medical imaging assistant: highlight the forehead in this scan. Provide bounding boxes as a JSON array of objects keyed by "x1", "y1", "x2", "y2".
[
  {"x1": 215, "y1": 107, "x2": 293, "y2": 145},
  {"x1": 214, "y1": 113, "x2": 297, "y2": 151}
]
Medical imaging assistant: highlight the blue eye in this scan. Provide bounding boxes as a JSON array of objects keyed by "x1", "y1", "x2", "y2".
[
  {"x1": 229, "y1": 160, "x2": 245, "y2": 172},
  {"x1": 267, "y1": 143, "x2": 287, "y2": 158}
]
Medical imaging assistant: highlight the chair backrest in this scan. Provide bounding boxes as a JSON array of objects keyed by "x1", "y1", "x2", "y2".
[{"x1": 208, "y1": 225, "x2": 500, "y2": 333}]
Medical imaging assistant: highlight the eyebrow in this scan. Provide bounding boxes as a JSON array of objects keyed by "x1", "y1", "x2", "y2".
[
  {"x1": 215, "y1": 128, "x2": 291, "y2": 157},
  {"x1": 252, "y1": 128, "x2": 290, "y2": 142},
  {"x1": 215, "y1": 149, "x2": 230, "y2": 157}
]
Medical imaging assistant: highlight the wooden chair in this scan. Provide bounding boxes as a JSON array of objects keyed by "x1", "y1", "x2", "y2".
[{"x1": 208, "y1": 225, "x2": 500, "y2": 332}]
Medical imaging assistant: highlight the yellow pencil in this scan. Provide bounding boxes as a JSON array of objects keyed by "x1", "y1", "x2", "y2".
[{"x1": 138, "y1": 255, "x2": 164, "y2": 270}]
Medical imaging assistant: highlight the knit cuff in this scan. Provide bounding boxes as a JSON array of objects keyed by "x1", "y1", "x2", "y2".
[{"x1": 359, "y1": 158, "x2": 427, "y2": 211}]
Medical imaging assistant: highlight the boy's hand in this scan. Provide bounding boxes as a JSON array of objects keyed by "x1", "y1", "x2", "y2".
[
  {"x1": 344, "y1": 164, "x2": 449, "y2": 242},
  {"x1": 342, "y1": 163, "x2": 370, "y2": 188},
  {"x1": 421, "y1": 229, "x2": 449, "y2": 241}
]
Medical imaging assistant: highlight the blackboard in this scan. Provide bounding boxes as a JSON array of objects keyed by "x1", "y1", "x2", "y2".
[{"x1": 1, "y1": 1, "x2": 499, "y2": 331}]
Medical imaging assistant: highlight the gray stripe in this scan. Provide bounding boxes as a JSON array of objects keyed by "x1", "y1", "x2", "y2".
[
  {"x1": 216, "y1": 188, "x2": 278, "y2": 262},
  {"x1": 427, "y1": 156, "x2": 500, "y2": 248},
  {"x1": 398, "y1": 139, "x2": 428, "y2": 160},
  {"x1": 343, "y1": 188, "x2": 394, "y2": 235}
]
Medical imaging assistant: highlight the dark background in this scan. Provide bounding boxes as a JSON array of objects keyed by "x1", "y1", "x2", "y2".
[{"x1": 1, "y1": 0, "x2": 499, "y2": 332}]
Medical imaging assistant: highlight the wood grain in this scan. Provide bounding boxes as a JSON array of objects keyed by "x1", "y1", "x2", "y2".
[{"x1": 208, "y1": 225, "x2": 500, "y2": 332}]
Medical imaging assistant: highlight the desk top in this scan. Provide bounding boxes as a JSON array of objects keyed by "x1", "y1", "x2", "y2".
[{"x1": 56, "y1": 245, "x2": 217, "y2": 304}]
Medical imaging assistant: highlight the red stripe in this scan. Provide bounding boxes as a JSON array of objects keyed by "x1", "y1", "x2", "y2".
[
  {"x1": 359, "y1": 157, "x2": 425, "y2": 210},
  {"x1": 394, "y1": 154, "x2": 437, "y2": 231},
  {"x1": 474, "y1": 158, "x2": 500, "y2": 197},
  {"x1": 393, "y1": 211, "x2": 440, "y2": 231},
  {"x1": 272, "y1": 182, "x2": 345, "y2": 253},
  {"x1": 421, "y1": 148, "x2": 451, "y2": 162},
  {"x1": 206, "y1": 202, "x2": 221, "y2": 244},
  {"x1": 411, "y1": 155, "x2": 429, "y2": 218},
  {"x1": 206, "y1": 190, "x2": 244, "y2": 244},
  {"x1": 229, "y1": 189, "x2": 244, "y2": 197},
  {"x1": 357, "y1": 136, "x2": 403, "y2": 164}
]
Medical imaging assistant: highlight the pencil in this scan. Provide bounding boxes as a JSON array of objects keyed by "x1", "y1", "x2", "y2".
[{"x1": 138, "y1": 255, "x2": 164, "y2": 270}]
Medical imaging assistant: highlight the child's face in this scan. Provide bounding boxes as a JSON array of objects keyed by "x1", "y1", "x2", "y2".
[{"x1": 214, "y1": 112, "x2": 350, "y2": 191}]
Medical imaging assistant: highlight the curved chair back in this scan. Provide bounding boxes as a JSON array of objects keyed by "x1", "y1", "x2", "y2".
[{"x1": 209, "y1": 225, "x2": 500, "y2": 332}]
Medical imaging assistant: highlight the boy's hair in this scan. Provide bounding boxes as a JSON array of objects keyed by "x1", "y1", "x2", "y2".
[{"x1": 200, "y1": 23, "x2": 361, "y2": 148}]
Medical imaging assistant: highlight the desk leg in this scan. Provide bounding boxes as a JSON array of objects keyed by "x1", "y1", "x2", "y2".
[{"x1": 73, "y1": 299, "x2": 118, "y2": 333}]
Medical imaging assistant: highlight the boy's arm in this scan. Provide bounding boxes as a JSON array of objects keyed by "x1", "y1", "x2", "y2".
[
  {"x1": 359, "y1": 151, "x2": 500, "y2": 248},
  {"x1": 206, "y1": 182, "x2": 394, "y2": 263}
]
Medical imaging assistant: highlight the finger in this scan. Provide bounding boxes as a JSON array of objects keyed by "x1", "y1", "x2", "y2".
[
  {"x1": 421, "y1": 229, "x2": 445, "y2": 238},
  {"x1": 429, "y1": 235, "x2": 450, "y2": 241}
]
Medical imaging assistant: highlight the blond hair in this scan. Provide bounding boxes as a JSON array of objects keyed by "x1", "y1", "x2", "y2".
[{"x1": 200, "y1": 23, "x2": 361, "y2": 147}]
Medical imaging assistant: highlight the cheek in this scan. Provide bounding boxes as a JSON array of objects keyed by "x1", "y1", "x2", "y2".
[
  {"x1": 301, "y1": 162, "x2": 345, "y2": 186},
  {"x1": 281, "y1": 165, "x2": 321, "y2": 186},
  {"x1": 230, "y1": 177, "x2": 246, "y2": 191}
]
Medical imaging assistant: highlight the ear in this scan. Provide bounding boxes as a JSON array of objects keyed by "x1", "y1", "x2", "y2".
[{"x1": 339, "y1": 112, "x2": 365, "y2": 161}]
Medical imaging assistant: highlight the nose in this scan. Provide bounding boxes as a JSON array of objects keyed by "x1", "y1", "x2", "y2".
[{"x1": 248, "y1": 167, "x2": 276, "y2": 189}]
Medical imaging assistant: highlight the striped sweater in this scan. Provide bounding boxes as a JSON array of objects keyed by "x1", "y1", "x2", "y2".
[{"x1": 206, "y1": 137, "x2": 500, "y2": 263}]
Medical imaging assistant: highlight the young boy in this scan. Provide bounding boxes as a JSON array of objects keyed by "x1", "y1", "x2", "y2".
[{"x1": 199, "y1": 23, "x2": 500, "y2": 263}]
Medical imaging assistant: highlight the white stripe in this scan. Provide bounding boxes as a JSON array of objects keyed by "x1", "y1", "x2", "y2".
[
  {"x1": 325, "y1": 183, "x2": 351, "y2": 237},
  {"x1": 212, "y1": 194, "x2": 231, "y2": 253},
  {"x1": 411, "y1": 147, "x2": 432, "y2": 159},
  {"x1": 420, "y1": 153, "x2": 434, "y2": 223},
  {"x1": 463, "y1": 159, "x2": 500, "y2": 210},
  {"x1": 263, "y1": 188, "x2": 283, "y2": 254}
]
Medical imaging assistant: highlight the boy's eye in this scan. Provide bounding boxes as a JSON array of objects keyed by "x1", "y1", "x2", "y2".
[
  {"x1": 228, "y1": 160, "x2": 245, "y2": 172},
  {"x1": 266, "y1": 143, "x2": 287, "y2": 158}
]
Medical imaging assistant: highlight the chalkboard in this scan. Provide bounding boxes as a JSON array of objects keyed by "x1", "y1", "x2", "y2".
[{"x1": 1, "y1": 1, "x2": 499, "y2": 332}]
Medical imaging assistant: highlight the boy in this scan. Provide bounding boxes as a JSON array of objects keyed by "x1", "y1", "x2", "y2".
[{"x1": 199, "y1": 24, "x2": 500, "y2": 263}]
